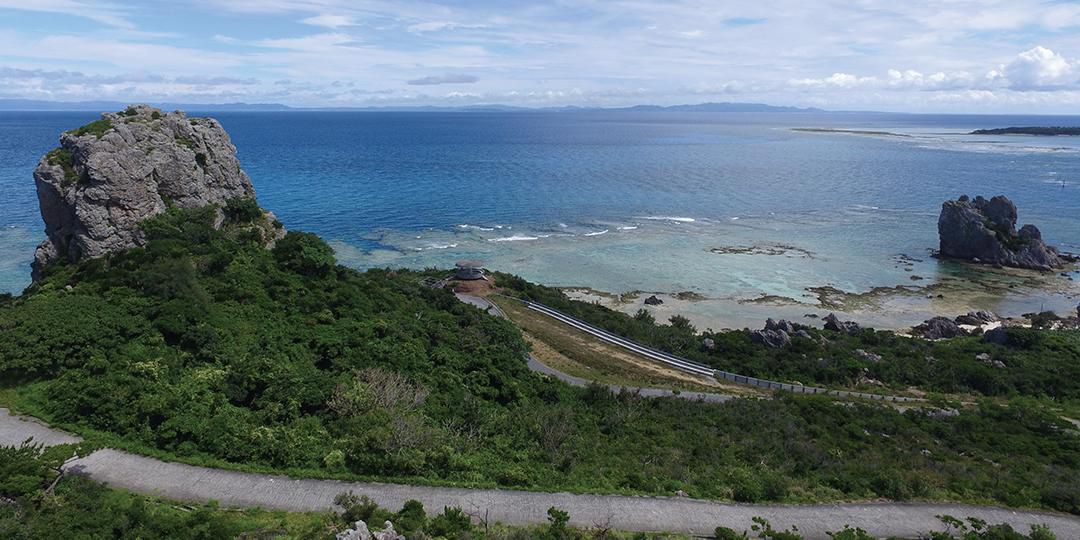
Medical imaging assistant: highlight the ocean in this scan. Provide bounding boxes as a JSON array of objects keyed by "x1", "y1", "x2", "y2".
[{"x1": 2, "y1": 110, "x2": 1078, "y2": 329}]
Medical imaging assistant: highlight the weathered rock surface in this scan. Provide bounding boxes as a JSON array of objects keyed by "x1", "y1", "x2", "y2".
[
  {"x1": 823, "y1": 313, "x2": 861, "y2": 334},
  {"x1": 750, "y1": 318, "x2": 811, "y2": 349},
  {"x1": 644, "y1": 295, "x2": 663, "y2": 306},
  {"x1": 335, "y1": 520, "x2": 405, "y2": 540},
  {"x1": 31, "y1": 104, "x2": 282, "y2": 280},
  {"x1": 912, "y1": 317, "x2": 967, "y2": 340},
  {"x1": 937, "y1": 195, "x2": 1063, "y2": 271},
  {"x1": 955, "y1": 310, "x2": 999, "y2": 326}
]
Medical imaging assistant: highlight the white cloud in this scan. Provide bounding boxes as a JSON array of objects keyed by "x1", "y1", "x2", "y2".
[
  {"x1": 999, "y1": 46, "x2": 1078, "y2": 90},
  {"x1": 301, "y1": 14, "x2": 354, "y2": 28},
  {"x1": 407, "y1": 74, "x2": 479, "y2": 85},
  {"x1": 0, "y1": 0, "x2": 134, "y2": 29},
  {"x1": 406, "y1": 21, "x2": 486, "y2": 33},
  {"x1": 789, "y1": 47, "x2": 1080, "y2": 94}
]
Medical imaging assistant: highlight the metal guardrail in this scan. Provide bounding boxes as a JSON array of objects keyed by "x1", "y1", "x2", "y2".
[{"x1": 519, "y1": 298, "x2": 926, "y2": 403}]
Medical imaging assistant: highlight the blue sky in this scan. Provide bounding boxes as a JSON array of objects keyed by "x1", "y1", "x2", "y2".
[{"x1": 1, "y1": 0, "x2": 1079, "y2": 112}]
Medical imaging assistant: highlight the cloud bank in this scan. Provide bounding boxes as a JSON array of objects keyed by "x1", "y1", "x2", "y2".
[
  {"x1": 0, "y1": 1, "x2": 1078, "y2": 112},
  {"x1": 406, "y1": 74, "x2": 480, "y2": 86}
]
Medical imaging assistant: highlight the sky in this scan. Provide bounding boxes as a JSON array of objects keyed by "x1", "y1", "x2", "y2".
[{"x1": 1, "y1": 0, "x2": 1079, "y2": 112}]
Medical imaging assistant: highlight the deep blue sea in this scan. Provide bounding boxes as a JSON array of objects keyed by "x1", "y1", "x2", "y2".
[{"x1": 2, "y1": 110, "x2": 1078, "y2": 328}]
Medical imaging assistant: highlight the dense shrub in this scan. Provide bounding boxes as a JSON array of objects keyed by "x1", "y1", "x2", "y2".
[{"x1": 1, "y1": 208, "x2": 1077, "y2": 513}]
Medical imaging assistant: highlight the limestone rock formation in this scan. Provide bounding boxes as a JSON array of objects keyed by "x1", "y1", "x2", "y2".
[
  {"x1": 955, "y1": 310, "x2": 999, "y2": 326},
  {"x1": 912, "y1": 317, "x2": 967, "y2": 340},
  {"x1": 335, "y1": 520, "x2": 404, "y2": 540},
  {"x1": 750, "y1": 318, "x2": 811, "y2": 349},
  {"x1": 823, "y1": 313, "x2": 861, "y2": 334},
  {"x1": 31, "y1": 104, "x2": 283, "y2": 280},
  {"x1": 937, "y1": 195, "x2": 1063, "y2": 271}
]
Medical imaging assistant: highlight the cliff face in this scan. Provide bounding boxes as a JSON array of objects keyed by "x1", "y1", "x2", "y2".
[
  {"x1": 937, "y1": 195, "x2": 1063, "y2": 271},
  {"x1": 32, "y1": 104, "x2": 279, "y2": 280}
]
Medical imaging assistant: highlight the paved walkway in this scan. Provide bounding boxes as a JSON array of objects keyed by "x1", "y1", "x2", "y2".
[{"x1": 2, "y1": 408, "x2": 1078, "y2": 539}]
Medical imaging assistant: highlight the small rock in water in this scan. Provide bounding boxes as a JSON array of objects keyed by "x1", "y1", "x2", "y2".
[
  {"x1": 938, "y1": 194, "x2": 1064, "y2": 271},
  {"x1": 644, "y1": 295, "x2": 663, "y2": 306}
]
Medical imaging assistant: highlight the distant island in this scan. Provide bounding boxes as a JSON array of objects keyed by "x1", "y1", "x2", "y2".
[
  {"x1": 0, "y1": 98, "x2": 823, "y2": 113},
  {"x1": 970, "y1": 126, "x2": 1080, "y2": 136}
]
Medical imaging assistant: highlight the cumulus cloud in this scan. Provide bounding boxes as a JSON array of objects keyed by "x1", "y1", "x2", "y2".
[
  {"x1": 407, "y1": 74, "x2": 479, "y2": 86},
  {"x1": 790, "y1": 47, "x2": 1079, "y2": 94},
  {"x1": 997, "y1": 46, "x2": 1079, "y2": 90}
]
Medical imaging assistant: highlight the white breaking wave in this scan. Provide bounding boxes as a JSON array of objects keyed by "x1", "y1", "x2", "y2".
[
  {"x1": 424, "y1": 243, "x2": 459, "y2": 250},
  {"x1": 458, "y1": 224, "x2": 496, "y2": 231},
  {"x1": 487, "y1": 235, "x2": 540, "y2": 242},
  {"x1": 617, "y1": 226, "x2": 638, "y2": 230},
  {"x1": 584, "y1": 229, "x2": 609, "y2": 236},
  {"x1": 639, "y1": 216, "x2": 696, "y2": 223}
]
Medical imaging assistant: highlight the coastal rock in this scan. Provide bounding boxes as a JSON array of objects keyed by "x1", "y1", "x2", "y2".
[
  {"x1": 31, "y1": 104, "x2": 283, "y2": 280},
  {"x1": 750, "y1": 318, "x2": 810, "y2": 348},
  {"x1": 750, "y1": 328, "x2": 790, "y2": 349},
  {"x1": 913, "y1": 317, "x2": 967, "y2": 340},
  {"x1": 937, "y1": 195, "x2": 1063, "y2": 271},
  {"x1": 336, "y1": 520, "x2": 405, "y2": 540},
  {"x1": 336, "y1": 521, "x2": 373, "y2": 540},
  {"x1": 955, "y1": 310, "x2": 999, "y2": 326},
  {"x1": 644, "y1": 295, "x2": 663, "y2": 306},
  {"x1": 982, "y1": 327, "x2": 1010, "y2": 346},
  {"x1": 373, "y1": 521, "x2": 405, "y2": 540},
  {"x1": 823, "y1": 313, "x2": 861, "y2": 334}
]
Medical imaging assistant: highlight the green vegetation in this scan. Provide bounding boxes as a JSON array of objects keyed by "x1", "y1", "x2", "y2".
[
  {"x1": 496, "y1": 274, "x2": 1080, "y2": 400},
  {"x1": 224, "y1": 196, "x2": 264, "y2": 223},
  {"x1": 1, "y1": 208, "x2": 1078, "y2": 513},
  {"x1": 971, "y1": 127, "x2": 1080, "y2": 136},
  {"x1": 45, "y1": 148, "x2": 79, "y2": 187},
  {"x1": 67, "y1": 118, "x2": 113, "y2": 139}
]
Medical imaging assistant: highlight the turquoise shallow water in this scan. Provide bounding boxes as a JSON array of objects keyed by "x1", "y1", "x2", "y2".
[{"x1": 1, "y1": 111, "x2": 1078, "y2": 327}]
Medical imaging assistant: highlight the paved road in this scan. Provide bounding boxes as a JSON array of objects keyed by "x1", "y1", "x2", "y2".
[
  {"x1": 456, "y1": 293, "x2": 734, "y2": 403},
  {"x1": 2, "y1": 408, "x2": 1077, "y2": 539}
]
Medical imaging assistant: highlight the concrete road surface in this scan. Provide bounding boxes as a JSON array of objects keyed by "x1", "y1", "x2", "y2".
[{"x1": 3, "y1": 408, "x2": 1078, "y2": 538}]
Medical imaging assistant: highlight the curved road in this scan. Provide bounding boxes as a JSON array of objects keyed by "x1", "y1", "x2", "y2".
[{"x1": 2, "y1": 408, "x2": 1078, "y2": 539}]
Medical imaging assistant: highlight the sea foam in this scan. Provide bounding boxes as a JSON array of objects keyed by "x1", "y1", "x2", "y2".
[
  {"x1": 639, "y1": 216, "x2": 696, "y2": 223},
  {"x1": 487, "y1": 235, "x2": 540, "y2": 242}
]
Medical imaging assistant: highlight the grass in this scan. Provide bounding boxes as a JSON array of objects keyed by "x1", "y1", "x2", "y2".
[
  {"x1": 67, "y1": 119, "x2": 112, "y2": 139},
  {"x1": 490, "y1": 295, "x2": 758, "y2": 396},
  {"x1": 45, "y1": 148, "x2": 81, "y2": 186}
]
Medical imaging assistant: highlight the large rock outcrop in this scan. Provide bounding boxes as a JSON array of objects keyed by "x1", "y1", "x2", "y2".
[
  {"x1": 32, "y1": 104, "x2": 280, "y2": 280},
  {"x1": 937, "y1": 195, "x2": 1063, "y2": 271}
]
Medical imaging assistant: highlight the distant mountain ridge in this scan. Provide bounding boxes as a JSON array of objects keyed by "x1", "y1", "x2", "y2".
[{"x1": 0, "y1": 98, "x2": 823, "y2": 113}]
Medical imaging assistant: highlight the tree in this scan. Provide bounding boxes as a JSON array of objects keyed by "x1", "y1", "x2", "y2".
[{"x1": 272, "y1": 231, "x2": 336, "y2": 277}]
